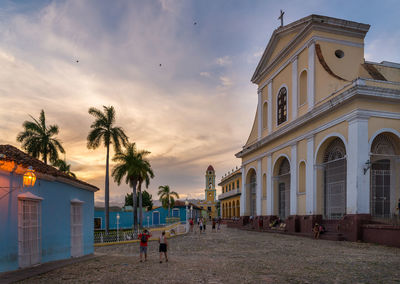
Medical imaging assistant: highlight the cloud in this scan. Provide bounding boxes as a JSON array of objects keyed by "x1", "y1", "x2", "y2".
[
  {"x1": 215, "y1": 56, "x2": 232, "y2": 66},
  {"x1": 219, "y1": 76, "x2": 233, "y2": 87},
  {"x1": 200, "y1": 71, "x2": 210, "y2": 77}
]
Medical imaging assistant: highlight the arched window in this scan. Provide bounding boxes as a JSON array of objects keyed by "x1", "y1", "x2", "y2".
[
  {"x1": 299, "y1": 70, "x2": 307, "y2": 106},
  {"x1": 298, "y1": 161, "x2": 306, "y2": 193},
  {"x1": 323, "y1": 138, "x2": 346, "y2": 220},
  {"x1": 263, "y1": 102, "x2": 268, "y2": 128},
  {"x1": 277, "y1": 87, "x2": 287, "y2": 125},
  {"x1": 370, "y1": 133, "x2": 398, "y2": 218}
]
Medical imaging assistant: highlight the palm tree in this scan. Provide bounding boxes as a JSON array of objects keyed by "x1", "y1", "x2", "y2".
[
  {"x1": 136, "y1": 152, "x2": 154, "y2": 227},
  {"x1": 53, "y1": 159, "x2": 76, "y2": 178},
  {"x1": 87, "y1": 106, "x2": 128, "y2": 232},
  {"x1": 112, "y1": 143, "x2": 150, "y2": 232},
  {"x1": 16, "y1": 109, "x2": 65, "y2": 164},
  {"x1": 158, "y1": 185, "x2": 179, "y2": 217}
]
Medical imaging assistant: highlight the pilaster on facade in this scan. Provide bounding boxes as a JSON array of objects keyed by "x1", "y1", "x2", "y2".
[
  {"x1": 347, "y1": 116, "x2": 370, "y2": 214},
  {"x1": 290, "y1": 143, "x2": 298, "y2": 215},
  {"x1": 257, "y1": 89, "x2": 262, "y2": 139},
  {"x1": 306, "y1": 135, "x2": 315, "y2": 214},
  {"x1": 266, "y1": 154, "x2": 273, "y2": 215},
  {"x1": 240, "y1": 166, "x2": 246, "y2": 216},
  {"x1": 267, "y1": 82, "x2": 272, "y2": 133},
  {"x1": 256, "y1": 159, "x2": 262, "y2": 216},
  {"x1": 307, "y1": 41, "x2": 315, "y2": 110},
  {"x1": 291, "y1": 57, "x2": 298, "y2": 120}
]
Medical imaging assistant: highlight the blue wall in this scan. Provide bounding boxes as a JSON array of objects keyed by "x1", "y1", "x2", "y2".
[
  {"x1": 94, "y1": 206, "x2": 202, "y2": 229},
  {"x1": 0, "y1": 171, "x2": 95, "y2": 273}
]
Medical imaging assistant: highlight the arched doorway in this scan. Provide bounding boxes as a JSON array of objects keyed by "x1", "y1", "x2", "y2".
[
  {"x1": 273, "y1": 157, "x2": 290, "y2": 220},
  {"x1": 323, "y1": 138, "x2": 347, "y2": 220},
  {"x1": 246, "y1": 169, "x2": 257, "y2": 217},
  {"x1": 236, "y1": 200, "x2": 240, "y2": 217},
  {"x1": 370, "y1": 133, "x2": 400, "y2": 219}
]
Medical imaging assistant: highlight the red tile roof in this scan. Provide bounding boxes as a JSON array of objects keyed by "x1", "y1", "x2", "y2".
[{"x1": 0, "y1": 144, "x2": 99, "y2": 191}]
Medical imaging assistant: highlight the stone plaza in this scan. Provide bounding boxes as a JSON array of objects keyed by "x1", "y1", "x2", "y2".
[{"x1": 18, "y1": 225, "x2": 400, "y2": 283}]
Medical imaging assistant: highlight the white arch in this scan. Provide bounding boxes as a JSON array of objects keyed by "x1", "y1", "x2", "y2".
[
  {"x1": 245, "y1": 166, "x2": 257, "y2": 179},
  {"x1": 368, "y1": 128, "x2": 400, "y2": 152},
  {"x1": 275, "y1": 83, "x2": 289, "y2": 126},
  {"x1": 314, "y1": 132, "x2": 348, "y2": 164},
  {"x1": 272, "y1": 153, "x2": 291, "y2": 175}
]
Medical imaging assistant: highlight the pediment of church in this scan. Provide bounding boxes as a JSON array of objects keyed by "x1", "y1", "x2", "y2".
[{"x1": 251, "y1": 15, "x2": 370, "y2": 84}]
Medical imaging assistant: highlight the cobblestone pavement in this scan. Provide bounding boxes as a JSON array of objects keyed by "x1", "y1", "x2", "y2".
[{"x1": 20, "y1": 225, "x2": 400, "y2": 283}]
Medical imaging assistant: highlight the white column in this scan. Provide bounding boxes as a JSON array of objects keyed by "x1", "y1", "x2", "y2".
[
  {"x1": 291, "y1": 57, "x2": 298, "y2": 120},
  {"x1": 347, "y1": 116, "x2": 370, "y2": 214},
  {"x1": 257, "y1": 89, "x2": 262, "y2": 139},
  {"x1": 267, "y1": 82, "x2": 272, "y2": 133},
  {"x1": 290, "y1": 143, "x2": 298, "y2": 215},
  {"x1": 240, "y1": 166, "x2": 246, "y2": 216},
  {"x1": 307, "y1": 42, "x2": 315, "y2": 110},
  {"x1": 306, "y1": 135, "x2": 315, "y2": 214},
  {"x1": 256, "y1": 159, "x2": 262, "y2": 216},
  {"x1": 266, "y1": 155, "x2": 273, "y2": 215}
]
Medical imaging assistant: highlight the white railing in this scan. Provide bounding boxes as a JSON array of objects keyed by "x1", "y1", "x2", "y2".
[
  {"x1": 218, "y1": 187, "x2": 241, "y2": 200},
  {"x1": 94, "y1": 222, "x2": 186, "y2": 245}
]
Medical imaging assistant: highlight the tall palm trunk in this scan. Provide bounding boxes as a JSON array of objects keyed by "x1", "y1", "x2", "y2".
[
  {"x1": 105, "y1": 144, "x2": 110, "y2": 233},
  {"x1": 138, "y1": 183, "x2": 143, "y2": 228},
  {"x1": 131, "y1": 179, "x2": 138, "y2": 232},
  {"x1": 168, "y1": 194, "x2": 170, "y2": 217}
]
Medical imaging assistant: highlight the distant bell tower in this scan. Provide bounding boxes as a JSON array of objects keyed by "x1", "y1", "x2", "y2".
[{"x1": 205, "y1": 165, "x2": 216, "y2": 202}]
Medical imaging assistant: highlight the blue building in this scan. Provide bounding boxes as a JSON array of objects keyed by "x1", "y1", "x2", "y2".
[
  {"x1": 94, "y1": 200, "x2": 203, "y2": 229},
  {"x1": 0, "y1": 145, "x2": 98, "y2": 273}
]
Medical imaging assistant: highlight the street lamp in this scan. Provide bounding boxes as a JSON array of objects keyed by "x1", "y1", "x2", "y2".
[
  {"x1": 23, "y1": 166, "x2": 36, "y2": 187},
  {"x1": 116, "y1": 213, "x2": 120, "y2": 242},
  {"x1": 185, "y1": 199, "x2": 189, "y2": 233}
]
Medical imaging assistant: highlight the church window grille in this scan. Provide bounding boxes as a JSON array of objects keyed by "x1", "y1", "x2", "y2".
[
  {"x1": 276, "y1": 158, "x2": 290, "y2": 220},
  {"x1": 277, "y1": 87, "x2": 287, "y2": 125},
  {"x1": 370, "y1": 133, "x2": 398, "y2": 219},
  {"x1": 323, "y1": 138, "x2": 347, "y2": 220}
]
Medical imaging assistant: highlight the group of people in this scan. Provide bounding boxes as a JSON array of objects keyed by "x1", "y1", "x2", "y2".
[
  {"x1": 189, "y1": 217, "x2": 222, "y2": 234},
  {"x1": 137, "y1": 229, "x2": 168, "y2": 263}
]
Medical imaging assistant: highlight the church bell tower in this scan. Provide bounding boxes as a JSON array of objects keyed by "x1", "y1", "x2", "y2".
[{"x1": 205, "y1": 165, "x2": 216, "y2": 202}]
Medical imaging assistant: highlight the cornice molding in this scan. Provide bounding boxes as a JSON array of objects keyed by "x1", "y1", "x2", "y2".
[{"x1": 237, "y1": 84, "x2": 400, "y2": 160}]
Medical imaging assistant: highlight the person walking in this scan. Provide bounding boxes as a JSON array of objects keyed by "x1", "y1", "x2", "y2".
[
  {"x1": 212, "y1": 218, "x2": 216, "y2": 232},
  {"x1": 159, "y1": 231, "x2": 168, "y2": 263},
  {"x1": 138, "y1": 229, "x2": 151, "y2": 262},
  {"x1": 189, "y1": 218, "x2": 194, "y2": 233},
  {"x1": 199, "y1": 218, "x2": 203, "y2": 234},
  {"x1": 217, "y1": 218, "x2": 221, "y2": 231},
  {"x1": 203, "y1": 218, "x2": 206, "y2": 232}
]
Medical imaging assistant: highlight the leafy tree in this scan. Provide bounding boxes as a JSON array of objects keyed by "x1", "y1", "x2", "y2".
[
  {"x1": 136, "y1": 150, "x2": 154, "y2": 227},
  {"x1": 16, "y1": 109, "x2": 65, "y2": 164},
  {"x1": 112, "y1": 142, "x2": 150, "y2": 232},
  {"x1": 53, "y1": 159, "x2": 76, "y2": 178},
  {"x1": 124, "y1": 191, "x2": 153, "y2": 211},
  {"x1": 158, "y1": 185, "x2": 179, "y2": 217},
  {"x1": 87, "y1": 105, "x2": 128, "y2": 232}
]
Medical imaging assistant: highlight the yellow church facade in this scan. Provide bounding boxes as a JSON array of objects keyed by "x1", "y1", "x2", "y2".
[
  {"x1": 236, "y1": 15, "x2": 400, "y2": 243},
  {"x1": 218, "y1": 168, "x2": 241, "y2": 219}
]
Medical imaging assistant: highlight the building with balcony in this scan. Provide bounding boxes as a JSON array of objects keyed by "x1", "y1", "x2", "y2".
[
  {"x1": 218, "y1": 168, "x2": 241, "y2": 219},
  {"x1": 236, "y1": 15, "x2": 400, "y2": 246}
]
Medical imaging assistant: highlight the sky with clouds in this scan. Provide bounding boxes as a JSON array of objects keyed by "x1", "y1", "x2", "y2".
[{"x1": 0, "y1": 0, "x2": 399, "y2": 205}]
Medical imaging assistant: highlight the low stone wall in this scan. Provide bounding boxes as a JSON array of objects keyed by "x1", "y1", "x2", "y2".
[
  {"x1": 362, "y1": 224, "x2": 400, "y2": 248},
  {"x1": 231, "y1": 214, "x2": 400, "y2": 248}
]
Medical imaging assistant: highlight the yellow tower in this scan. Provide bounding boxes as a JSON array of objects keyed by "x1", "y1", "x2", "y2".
[{"x1": 205, "y1": 165, "x2": 216, "y2": 202}]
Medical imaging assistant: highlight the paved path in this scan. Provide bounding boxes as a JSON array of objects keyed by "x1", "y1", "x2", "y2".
[{"x1": 18, "y1": 225, "x2": 400, "y2": 283}]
